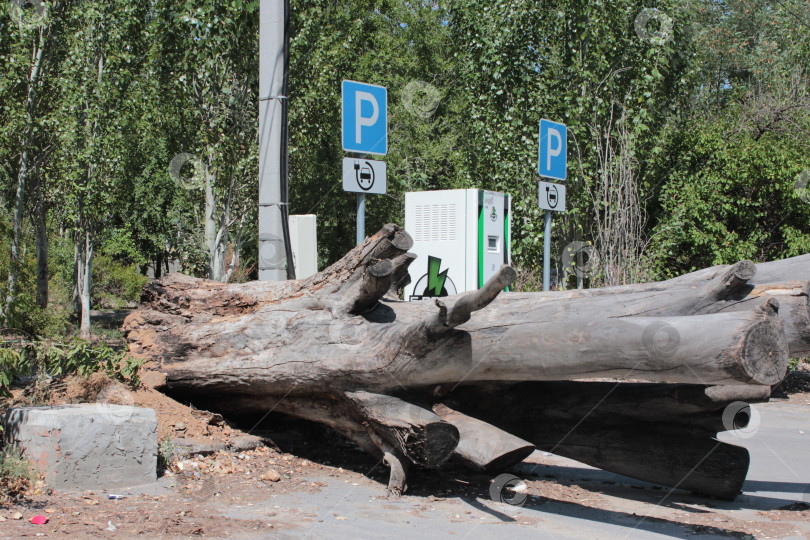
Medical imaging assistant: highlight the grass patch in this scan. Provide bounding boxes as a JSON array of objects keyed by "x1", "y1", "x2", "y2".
[{"x1": 0, "y1": 447, "x2": 39, "y2": 505}]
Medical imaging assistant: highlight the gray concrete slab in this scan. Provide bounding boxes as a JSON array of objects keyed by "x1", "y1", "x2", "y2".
[{"x1": 3, "y1": 404, "x2": 158, "y2": 490}]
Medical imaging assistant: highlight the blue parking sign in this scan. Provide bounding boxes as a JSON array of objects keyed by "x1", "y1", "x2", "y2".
[
  {"x1": 342, "y1": 80, "x2": 387, "y2": 155},
  {"x1": 538, "y1": 119, "x2": 567, "y2": 181}
]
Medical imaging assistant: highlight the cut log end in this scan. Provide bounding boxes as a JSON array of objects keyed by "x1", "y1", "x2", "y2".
[
  {"x1": 420, "y1": 423, "x2": 461, "y2": 468},
  {"x1": 344, "y1": 391, "x2": 459, "y2": 468},
  {"x1": 347, "y1": 259, "x2": 394, "y2": 314},
  {"x1": 739, "y1": 300, "x2": 789, "y2": 385}
]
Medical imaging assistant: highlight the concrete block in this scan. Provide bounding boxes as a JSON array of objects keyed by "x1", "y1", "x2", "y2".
[{"x1": 3, "y1": 404, "x2": 158, "y2": 490}]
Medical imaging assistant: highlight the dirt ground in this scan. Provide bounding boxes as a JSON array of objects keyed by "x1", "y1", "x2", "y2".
[{"x1": 1, "y1": 370, "x2": 809, "y2": 538}]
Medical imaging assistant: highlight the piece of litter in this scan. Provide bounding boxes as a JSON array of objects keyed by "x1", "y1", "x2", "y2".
[
  {"x1": 336, "y1": 516, "x2": 348, "y2": 520},
  {"x1": 511, "y1": 482, "x2": 528, "y2": 493},
  {"x1": 105, "y1": 521, "x2": 117, "y2": 531},
  {"x1": 30, "y1": 515, "x2": 48, "y2": 525},
  {"x1": 108, "y1": 494, "x2": 125, "y2": 500}
]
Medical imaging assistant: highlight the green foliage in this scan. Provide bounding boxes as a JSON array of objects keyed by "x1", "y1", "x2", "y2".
[
  {"x1": 648, "y1": 107, "x2": 810, "y2": 278},
  {"x1": 0, "y1": 0, "x2": 808, "y2": 315},
  {"x1": 0, "y1": 448, "x2": 35, "y2": 484},
  {"x1": 157, "y1": 436, "x2": 185, "y2": 471},
  {"x1": 0, "y1": 339, "x2": 143, "y2": 399},
  {"x1": 20, "y1": 307, "x2": 71, "y2": 339},
  {"x1": 91, "y1": 254, "x2": 149, "y2": 309}
]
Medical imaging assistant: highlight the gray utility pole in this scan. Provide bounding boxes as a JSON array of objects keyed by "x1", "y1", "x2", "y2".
[{"x1": 258, "y1": 0, "x2": 292, "y2": 281}]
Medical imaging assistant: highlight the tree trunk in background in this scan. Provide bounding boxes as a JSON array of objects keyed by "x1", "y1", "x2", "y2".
[
  {"x1": 34, "y1": 193, "x2": 48, "y2": 309},
  {"x1": 203, "y1": 158, "x2": 227, "y2": 282},
  {"x1": 4, "y1": 148, "x2": 29, "y2": 321},
  {"x1": 71, "y1": 240, "x2": 80, "y2": 318},
  {"x1": 76, "y1": 230, "x2": 93, "y2": 339},
  {"x1": 4, "y1": 26, "x2": 49, "y2": 323}
]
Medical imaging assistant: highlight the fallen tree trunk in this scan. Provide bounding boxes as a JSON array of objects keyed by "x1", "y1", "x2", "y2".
[
  {"x1": 440, "y1": 381, "x2": 769, "y2": 499},
  {"x1": 536, "y1": 422, "x2": 750, "y2": 500},
  {"x1": 124, "y1": 224, "x2": 804, "y2": 498},
  {"x1": 432, "y1": 404, "x2": 535, "y2": 473}
]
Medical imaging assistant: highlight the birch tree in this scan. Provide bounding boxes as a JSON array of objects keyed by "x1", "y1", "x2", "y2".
[
  {"x1": 0, "y1": 1, "x2": 65, "y2": 321},
  {"x1": 52, "y1": 0, "x2": 149, "y2": 337},
  {"x1": 152, "y1": 0, "x2": 259, "y2": 282}
]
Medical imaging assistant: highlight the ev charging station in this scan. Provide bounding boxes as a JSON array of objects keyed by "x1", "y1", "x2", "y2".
[{"x1": 404, "y1": 189, "x2": 511, "y2": 300}]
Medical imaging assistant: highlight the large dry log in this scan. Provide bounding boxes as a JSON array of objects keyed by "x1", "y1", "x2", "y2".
[
  {"x1": 538, "y1": 422, "x2": 750, "y2": 500},
  {"x1": 443, "y1": 381, "x2": 771, "y2": 429},
  {"x1": 343, "y1": 391, "x2": 459, "y2": 469},
  {"x1": 124, "y1": 224, "x2": 805, "y2": 496},
  {"x1": 432, "y1": 404, "x2": 535, "y2": 473},
  {"x1": 127, "y1": 276, "x2": 788, "y2": 402},
  {"x1": 441, "y1": 381, "x2": 769, "y2": 499}
]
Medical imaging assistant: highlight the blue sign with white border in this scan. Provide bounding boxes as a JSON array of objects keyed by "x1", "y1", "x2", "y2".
[
  {"x1": 538, "y1": 119, "x2": 567, "y2": 181},
  {"x1": 342, "y1": 80, "x2": 387, "y2": 155}
]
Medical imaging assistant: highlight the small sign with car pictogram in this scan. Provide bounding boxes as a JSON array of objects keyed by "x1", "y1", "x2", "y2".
[
  {"x1": 342, "y1": 158, "x2": 387, "y2": 195},
  {"x1": 538, "y1": 180, "x2": 566, "y2": 212}
]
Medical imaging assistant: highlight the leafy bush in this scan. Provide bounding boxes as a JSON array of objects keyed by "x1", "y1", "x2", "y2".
[
  {"x1": 648, "y1": 111, "x2": 810, "y2": 279},
  {"x1": 0, "y1": 338, "x2": 143, "y2": 399},
  {"x1": 788, "y1": 358, "x2": 808, "y2": 372},
  {"x1": 21, "y1": 306, "x2": 71, "y2": 339},
  {"x1": 91, "y1": 254, "x2": 149, "y2": 309}
]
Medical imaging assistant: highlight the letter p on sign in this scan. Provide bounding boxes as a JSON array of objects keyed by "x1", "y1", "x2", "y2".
[
  {"x1": 538, "y1": 119, "x2": 567, "y2": 181},
  {"x1": 342, "y1": 80, "x2": 387, "y2": 155}
]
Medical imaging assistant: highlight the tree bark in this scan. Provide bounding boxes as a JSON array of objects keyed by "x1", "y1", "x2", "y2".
[
  {"x1": 124, "y1": 224, "x2": 806, "y2": 497},
  {"x1": 4, "y1": 30, "x2": 48, "y2": 322},
  {"x1": 31, "y1": 173, "x2": 49, "y2": 310},
  {"x1": 77, "y1": 230, "x2": 94, "y2": 340},
  {"x1": 440, "y1": 381, "x2": 769, "y2": 499},
  {"x1": 432, "y1": 404, "x2": 535, "y2": 473}
]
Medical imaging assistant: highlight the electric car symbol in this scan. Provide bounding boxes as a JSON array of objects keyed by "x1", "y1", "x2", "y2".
[
  {"x1": 354, "y1": 161, "x2": 375, "y2": 191},
  {"x1": 546, "y1": 185, "x2": 559, "y2": 208}
]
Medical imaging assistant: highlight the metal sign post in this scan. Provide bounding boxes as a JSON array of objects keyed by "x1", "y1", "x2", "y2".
[
  {"x1": 356, "y1": 193, "x2": 365, "y2": 245},
  {"x1": 537, "y1": 119, "x2": 568, "y2": 291}
]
